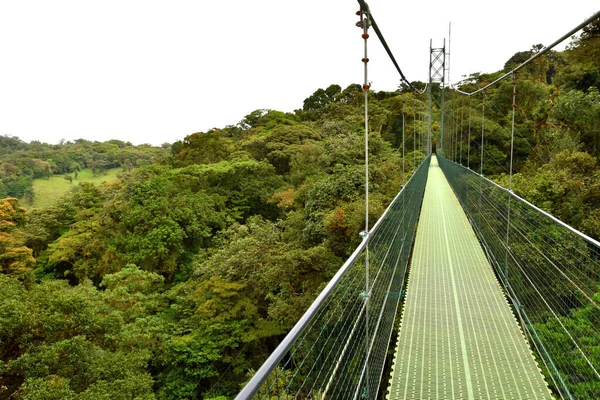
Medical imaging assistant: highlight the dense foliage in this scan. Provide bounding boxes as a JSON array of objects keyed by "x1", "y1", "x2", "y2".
[
  {"x1": 1, "y1": 19, "x2": 599, "y2": 398},
  {"x1": 0, "y1": 82, "x2": 426, "y2": 398}
]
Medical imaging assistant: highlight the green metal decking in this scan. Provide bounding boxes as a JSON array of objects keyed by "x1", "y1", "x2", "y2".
[{"x1": 387, "y1": 156, "x2": 552, "y2": 399}]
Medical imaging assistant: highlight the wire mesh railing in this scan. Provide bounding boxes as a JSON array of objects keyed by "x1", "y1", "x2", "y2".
[
  {"x1": 236, "y1": 155, "x2": 431, "y2": 400},
  {"x1": 438, "y1": 155, "x2": 600, "y2": 399}
]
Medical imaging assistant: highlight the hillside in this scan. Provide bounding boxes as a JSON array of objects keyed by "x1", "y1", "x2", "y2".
[
  {"x1": 0, "y1": 137, "x2": 167, "y2": 202},
  {"x1": 21, "y1": 168, "x2": 123, "y2": 209}
]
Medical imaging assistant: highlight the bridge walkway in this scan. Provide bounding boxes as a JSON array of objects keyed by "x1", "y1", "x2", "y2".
[{"x1": 387, "y1": 155, "x2": 552, "y2": 399}]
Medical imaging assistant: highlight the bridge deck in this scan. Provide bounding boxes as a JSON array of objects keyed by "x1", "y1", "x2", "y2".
[{"x1": 387, "y1": 156, "x2": 551, "y2": 399}]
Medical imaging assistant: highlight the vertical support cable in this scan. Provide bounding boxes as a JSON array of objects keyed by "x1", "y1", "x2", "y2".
[
  {"x1": 451, "y1": 111, "x2": 458, "y2": 162},
  {"x1": 440, "y1": 57, "x2": 445, "y2": 155},
  {"x1": 508, "y1": 74, "x2": 517, "y2": 191},
  {"x1": 505, "y1": 74, "x2": 517, "y2": 284},
  {"x1": 454, "y1": 94, "x2": 458, "y2": 162},
  {"x1": 459, "y1": 95, "x2": 464, "y2": 165},
  {"x1": 448, "y1": 98, "x2": 452, "y2": 160},
  {"x1": 467, "y1": 96, "x2": 471, "y2": 169},
  {"x1": 447, "y1": 91, "x2": 451, "y2": 159},
  {"x1": 420, "y1": 110, "x2": 424, "y2": 155},
  {"x1": 402, "y1": 110, "x2": 406, "y2": 186},
  {"x1": 418, "y1": 110, "x2": 421, "y2": 156},
  {"x1": 454, "y1": 93, "x2": 458, "y2": 162},
  {"x1": 479, "y1": 91, "x2": 485, "y2": 213},
  {"x1": 422, "y1": 111, "x2": 425, "y2": 155},
  {"x1": 451, "y1": 109, "x2": 454, "y2": 160},
  {"x1": 448, "y1": 19, "x2": 452, "y2": 156},
  {"x1": 451, "y1": 91, "x2": 455, "y2": 161},
  {"x1": 449, "y1": 95, "x2": 453, "y2": 162},
  {"x1": 451, "y1": 104, "x2": 455, "y2": 161},
  {"x1": 480, "y1": 91, "x2": 485, "y2": 175},
  {"x1": 359, "y1": 8, "x2": 371, "y2": 398},
  {"x1": 413, "y1": 95, "x2": 417, "y2": 171}
]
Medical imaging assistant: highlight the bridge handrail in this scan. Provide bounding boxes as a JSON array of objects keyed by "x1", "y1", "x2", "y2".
[
  {"x1": 438, "y1": 154, "x2": 600, "y2": 397},
  {"x1": 445, "y1": 157, "x2": 600, "y2": 249},
  {"x1": 236, "y1": 154, "x2": 431, "y2": 399}
]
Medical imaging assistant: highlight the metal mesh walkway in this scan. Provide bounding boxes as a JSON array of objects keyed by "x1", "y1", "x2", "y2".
[{"x1": 387, "y1": 155, "x2": 552, "y2": 400}]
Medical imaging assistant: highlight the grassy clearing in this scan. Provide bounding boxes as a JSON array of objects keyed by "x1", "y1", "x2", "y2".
[{"x1": 22, "y1": 168, "x2": 122, "y2": 209}]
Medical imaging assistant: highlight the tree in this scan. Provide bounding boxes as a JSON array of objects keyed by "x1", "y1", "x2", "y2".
[
  {"x1": 154, "y1": 276, "x2": 264, "y2": 398},
  {"x1": 568, "y1": 16, "x2": 600, "y2": 65},
  {"x1": 23, "y1": 204, "x2": 75, "y2": 260},
  {"x1": 242, "y1": 124, "x2": 321, "y2": 175},
  {"x1": 180, "y1": 157, "x2": 285, "y2": 219},
  {"x1": 238, "y1": 109, "x2": 299, "y2": 131},
  {"x1": 173, "y1": 131, "x2": 230, "y2": 166},
  {"x1": 114, "y1": 175, "x2": 229, "y2": 280},
  {"x1": 302, "y1": 84, "x2": 342, "y2": 111},
  {"x1": 0, "y1": 274, "x2": 160, "y2": 399},
  {"x1": 557, "y1": 17, "x2": 600, "y2": 91},
  {"x1": 552, "y1": 87, "x2": 600, "y2": 155},
  {"x1": 0, "y1": 198, "x2": 34, "y2": 280}
]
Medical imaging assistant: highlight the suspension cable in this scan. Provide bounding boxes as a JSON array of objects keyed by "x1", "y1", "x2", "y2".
[
  {"x1": 356, "y1": 0, "x2": 426, "y2": 94},
  {"x1": 454, "y1": 10, "x2": 600, "y2": 96}
]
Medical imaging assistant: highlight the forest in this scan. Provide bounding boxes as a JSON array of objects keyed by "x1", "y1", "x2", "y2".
[{"x1": 0, "y1": 18, "x2": 599, "y2": 399}]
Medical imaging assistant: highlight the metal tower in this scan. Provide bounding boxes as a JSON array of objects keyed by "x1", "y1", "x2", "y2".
[{"x1": 428, "y1": 39, "x2": 445, "y2": 155}]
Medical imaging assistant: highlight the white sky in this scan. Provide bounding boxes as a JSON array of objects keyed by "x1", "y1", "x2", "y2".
[{"x1": 0, "y1": 1, "x2": 598, "y2": 146}]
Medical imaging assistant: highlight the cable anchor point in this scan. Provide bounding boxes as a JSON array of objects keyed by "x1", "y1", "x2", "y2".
[{"x1": 355, "y1": 9, "x2": 371, "y2": 29}]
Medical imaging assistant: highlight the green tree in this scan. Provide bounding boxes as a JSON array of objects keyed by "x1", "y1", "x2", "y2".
[
  {"x1": 0, "y1": 198, "x2": 34, "y2": 280},
  {"x1": 552, "y1": 87, "x2": 600, "y2": 155},
  {"x1": 302, "y1": 84, "x2": 342, "y2": 111},
  {"x1": 557, "y1": 17, "x2": 600, "y2": 91},
  {"x1": 172, "y1": 131, "x2": 230, "y2": 166},
  {"x1": 154, "y1": 276, "x2": 264, "y2": 398},
  {"x1": 0, "y1": 274, "x2": 160, "y2": 399}
]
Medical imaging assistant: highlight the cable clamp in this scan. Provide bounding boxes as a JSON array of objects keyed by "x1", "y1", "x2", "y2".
[
  {"x1": 355, "y1": 10, "x2": 371, "y2": 29},
  {"x1": 355, "y1": 19, "x2": 371, "y2": 29}
]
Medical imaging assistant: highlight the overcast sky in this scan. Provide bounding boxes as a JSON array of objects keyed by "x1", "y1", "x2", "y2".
[{"x1": 0, "y1": 1, "x2": 597, "y2": 146}]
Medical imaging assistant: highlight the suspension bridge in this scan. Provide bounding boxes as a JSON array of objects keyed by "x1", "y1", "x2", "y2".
[{"x1": 236, "y1": 4, "x2": 600, "y2": 399}]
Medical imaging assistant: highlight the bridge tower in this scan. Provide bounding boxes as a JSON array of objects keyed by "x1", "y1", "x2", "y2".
[{"x1": 428, "y1": 40, "x2": 445, "y2": 155}]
